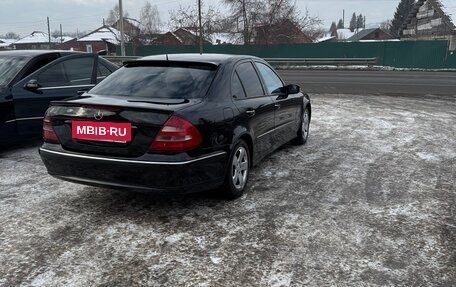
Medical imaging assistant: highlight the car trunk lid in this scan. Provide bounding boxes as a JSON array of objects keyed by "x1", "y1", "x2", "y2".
[{"x1": 47, "y1": 94, "x2": 200, "y2": 157}]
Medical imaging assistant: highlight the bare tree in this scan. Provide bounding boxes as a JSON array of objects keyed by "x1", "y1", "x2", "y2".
[
  {"x1": 380, "y1": 20, "x2": 392, "y2": 31},
  {"x1": 168, "y1": 3, "x2": 225, "y2": 37},
  {"x1": 1, "y1": 32, "x2": 20, "y2": 39},
  {"x1": 262, "y1": 1, "x2": 322, "y2": 43},
  {"x1": 106, "y1": 4, "x2": 129, "y2": 26},
  {"x1": 223, "y1": 0, "x2": 265, "y2": 44},
  {"x1": 141, "y1": 1, "x2": 161, "y2": 35},
  {"x1": 223, "y1": 0, "x2": 322, "y2": 44}
]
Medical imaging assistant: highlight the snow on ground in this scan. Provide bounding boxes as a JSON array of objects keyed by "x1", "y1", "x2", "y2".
[{"x1": 0, "y1": 93, "x2": 455, "y2": 286}]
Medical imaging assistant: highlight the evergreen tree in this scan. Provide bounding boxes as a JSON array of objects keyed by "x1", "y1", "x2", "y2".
[
  {"x1": 390, "y1": 0, "x2": 415, "y2": 36},
  {"x1": 337, "y1": 19, "x2": 344, "y2": 29},
  {"x1": 329, "y1": 21, "x2": 337, "y2": 33},
  {"x1": 357, "y1": 14, "x2": 364, "y2": 29},
  {"x1": 349, "y1": 13, "x2": 357, "y2": 31}
]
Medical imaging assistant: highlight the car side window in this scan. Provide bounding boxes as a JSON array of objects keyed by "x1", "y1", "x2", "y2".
[
  {"x1": 22, "y1": 55, "x2": 59, "y2": 79},
  {"x1": 38, "y1": 57, "x2": 94, "y2": 87},
  {"x1": 232, "y1": 71, "x2": 247, "y2": 98},
  {"x1": 97, "y1": 61, "x2": 112, "y2": 83},
  {"x1": 255, "y1": 62, "x2": 284, "y2": 94},
  {"x1": 235, "y1": 62, "x2": 264, "y2": 97}
]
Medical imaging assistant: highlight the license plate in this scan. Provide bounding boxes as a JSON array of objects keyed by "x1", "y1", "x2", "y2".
[{"x1": 72, "y1": 121, "x2": 132, "y2": 142}]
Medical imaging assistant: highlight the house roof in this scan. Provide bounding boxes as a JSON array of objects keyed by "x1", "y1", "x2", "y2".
[
  {"x1": 0, "y1": 38, "x2": 16, "y2": 44},
  {"x1": 55, "y1": 36, "x2": 75, "y2": 43},
  {"x1": 346, "y1": 28, "x2": 394, "y2": 41},
  {"x1": 78, "y1": 26, "x2": 122, "y2": 44},
  {"x1": 346, "y1": 28, "x2": 377, "y2": 41},
  {"x1": 335, "y1": 28, "x2": 359, "y2": 40},
  {"x1": 314, "y1": 35, "x2": 336, "y2": 43},
  {"x1": 173, "y1": 28, "x2": 211, "y2": 45},
  {"x1": 124, "y1": 17, "x2": 142, "y2": 29},
  {"x1": 402, "y1": 0, "x2": 456, "y2": 32},
  {"x1": 112, "y1": 17, "x2": 143, "y2": 31},
  {"x1": 14, "y1": 31, "x2": 54, "y2": 44},
  {"x1": 435, "y1": 0, "x2": 456, "y2": 29}
]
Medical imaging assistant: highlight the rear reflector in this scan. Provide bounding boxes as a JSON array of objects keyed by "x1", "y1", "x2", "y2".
[
  {"x1": 150, "y1": 116, "x2": 202, "y2": 152},
  {"x1": 43, "y1": 112, "x2": 59, "y2": 143}
]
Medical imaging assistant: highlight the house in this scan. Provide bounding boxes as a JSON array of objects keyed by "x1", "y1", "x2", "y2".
[
  {"x1": 13, "y1": 31, "x2": 55, "y2": 50},
  {"x1": 0, "y1": 39, "x2": 15, "y2": 50},
  {"x1": 152, "y1": 28, "x2": 211, "y2": 45},
  {"x1": 254, "y1": 19, "x2": 312, "y2": 44},
  {"x1": 55, "y1": 36, "x2": 78, "y2": 50},
  {"x1": 77, "y1": 25, "x2": 122, "y2": 54},
  {"x1": 112, "y1": 17, "x2": 142, "y2": 38},
  {"x1": 346, "y1": 28, "x2": 395, "y2": 41},
  {"x1": 400, "y1": 0, "x2": 456, "y2": 44}
]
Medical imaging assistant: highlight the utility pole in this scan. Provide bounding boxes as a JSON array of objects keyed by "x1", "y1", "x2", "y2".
[
  {"x1": 119, "y1": 0, "x2": 125, "y2": 56},
  {"x1": 198, "y1": 0, "x2": 203, "y2": 54},
  {"x1": 343, "y1": 10, "x2": 345, "y2": 28},
  {"x1": 47, "y1": 17, "x2": 51, "y2": 49},
  {"x1": 60, "y1": 24, "x2": 63, "y2": 43}
]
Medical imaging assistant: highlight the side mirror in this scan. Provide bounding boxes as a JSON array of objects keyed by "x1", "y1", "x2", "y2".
[
  {"x1": 286, "y1": 84, "x2": 301, "y2": 95},
  {"x1": 24, "y1": 79, "x2": 41, "y2": 91}
]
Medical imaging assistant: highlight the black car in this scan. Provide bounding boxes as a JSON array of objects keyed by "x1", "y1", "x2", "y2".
[
  {"x1": 0, "y1": 50, "x2": 117, "y2": 145},
  {"x1": 39, "y1": 54, "x2": 311, "y2": 198}
]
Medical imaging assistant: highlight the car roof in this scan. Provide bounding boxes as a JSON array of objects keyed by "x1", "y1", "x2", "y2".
[
  {"x1": 0, "y1": 50, "x2": 82, "y2": 57},
  {"x1": 137, "y1": 53, "x2": 261, "y2": 65}
]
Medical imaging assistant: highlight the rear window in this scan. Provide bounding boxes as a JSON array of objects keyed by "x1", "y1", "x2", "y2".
[
  {"x1": 90, "y1": 62, "x2": 218, "y2": 99},
  {"x1": 0, "y1": 55, "x2": 29, "y2": 86}
]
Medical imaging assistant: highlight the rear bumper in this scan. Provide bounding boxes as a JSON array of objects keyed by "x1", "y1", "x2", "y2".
[{"x1": 39, "y1": 147, "x2": 227, "y2": 193}]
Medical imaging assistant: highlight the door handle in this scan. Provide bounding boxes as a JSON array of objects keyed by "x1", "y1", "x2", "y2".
[
  {"x1": 245, "y1": 109, "x2": 256, "y2": 116},
  {"x1": 274, "y1": 103, "x2": 281, "y2": 109}
]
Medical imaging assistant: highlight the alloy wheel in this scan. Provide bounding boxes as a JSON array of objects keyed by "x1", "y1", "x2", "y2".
[{"x1": 231, "y1": 146, "x2": 249, "y2": 190}]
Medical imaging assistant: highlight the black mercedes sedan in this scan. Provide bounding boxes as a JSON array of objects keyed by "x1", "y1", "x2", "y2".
[
  {"x1": 39, "y1": 54, "x2": 311, "y2": 198},
  {"x1": 0, "y1": 50, "x2": 117, "y2": 145}
]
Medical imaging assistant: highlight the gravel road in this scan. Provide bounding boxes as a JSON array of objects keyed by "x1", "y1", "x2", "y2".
[{"x1": 0, "y1": 93, "x2": 455, "y2": 286}]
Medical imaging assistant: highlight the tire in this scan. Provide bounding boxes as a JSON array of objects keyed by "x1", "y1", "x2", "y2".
[
  {"x1": 220, "y1": 140, "x2": 250, "y2": 199},
  {"x1": 293, "y1": 106, "x2": 310, "y2": 145}
]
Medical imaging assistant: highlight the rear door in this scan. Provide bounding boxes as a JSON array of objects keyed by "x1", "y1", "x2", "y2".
[
  {"x1": 12, "y1": 54, "x2": 98, "y2": 136},
  {"x1": 232, "y1": 61, "x2": 276, "y2": 162},
  {"x1": 254, "y1": 61, "x2": 300, "y2": 147}
]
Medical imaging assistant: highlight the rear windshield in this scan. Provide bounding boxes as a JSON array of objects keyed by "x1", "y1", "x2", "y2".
[
  {"x1": 0, "y1": 55, "x2": 29, "y2": 86},
  {"x1": 90, "y1": 62, "x2": 218, "y2": 99}
]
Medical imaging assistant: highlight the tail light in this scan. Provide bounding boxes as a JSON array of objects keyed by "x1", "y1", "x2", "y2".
[
  {"x1": 43, "y1": 111, "x2": 59, "y2": 143},
  {"x1": 150, "y1": 116, "x2": 202, "y2": 152}
]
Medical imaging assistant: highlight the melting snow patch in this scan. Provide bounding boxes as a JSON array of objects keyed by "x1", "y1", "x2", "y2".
[
  {"x1": 416, "y1": 152, "x2": 439, "y2": 161},
  {"x1": 210, "y1": 255, "x2": 222, "y2": 264},
  {"x1": 277, "y1": 171, "x2": 289, "y2": 177},
  {"x1": 268, "y1": 272, "x2": 293, "y2": 287},
  {"x1": 165, "y1": 233, "x2": 185, "y2": 244},
  {"x1": 263, "y1": 171, "x2": 273, "y2": 177},
  {"x1": 195, "y1": 236, "x2": 206, "y2": 249},
  {"x1": 31, "y1": 271, "x2": 56, "y2": 287}
]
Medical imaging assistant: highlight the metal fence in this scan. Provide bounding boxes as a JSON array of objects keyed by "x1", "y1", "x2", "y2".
[
  {"x1": 103, "y1": 56, "x2": 379, "y2": 68},
  {"x1": 116, "y1": 40, "x2": 456, "y2": 69}
]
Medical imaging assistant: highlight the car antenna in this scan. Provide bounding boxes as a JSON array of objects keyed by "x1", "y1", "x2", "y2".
[{"x1": 166, "y1": 54, "x2": 169, "y2": 61}]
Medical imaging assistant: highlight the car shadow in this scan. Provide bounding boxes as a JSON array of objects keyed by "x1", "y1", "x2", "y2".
[
  {"x1": 0, "y1": 137, "x2": 42, "y2": 156},
  {"x1": 65, "y1": 185, "x2": 233, "y2": 219}
]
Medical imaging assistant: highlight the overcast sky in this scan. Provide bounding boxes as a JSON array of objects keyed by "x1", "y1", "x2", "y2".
[{"x1": 0, "y1": 0, "x2": 399, "y2": 37}]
